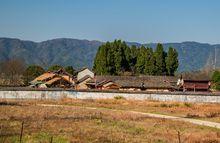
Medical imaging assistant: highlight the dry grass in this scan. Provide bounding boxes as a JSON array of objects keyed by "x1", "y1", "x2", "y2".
[
  {"x1": 0, "y1": 99, "x2": 220, "y2": 143},
  {"x1": 20, "y1": 98, "x2": 220, "y2": 123}
]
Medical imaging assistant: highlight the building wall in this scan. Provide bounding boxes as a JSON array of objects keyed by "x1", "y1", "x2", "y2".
[
  {"x1": 1, "y1": 90, "x2": 220, "y2": 103},
  {"x1": 76, "y1": 78, "x2": 91, "y2": 89},
  {"x1": 77, "y1": 69, "x2": 94, "y2": 81},
  {"x1": 119, "y1": 88, "x2": 141, "y2": 91},
  {"x1": 146, "y1": 89, "x2": 170, "y2": 92}
]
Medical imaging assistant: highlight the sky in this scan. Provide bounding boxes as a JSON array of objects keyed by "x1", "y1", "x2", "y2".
[{"x1": 0, "y1": 0, "x2": 220, "y2": 44}]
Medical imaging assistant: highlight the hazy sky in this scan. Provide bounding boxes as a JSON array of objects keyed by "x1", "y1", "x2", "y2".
[{"x1": 0, "y1": 0, "x2": 220, "y2": 43}]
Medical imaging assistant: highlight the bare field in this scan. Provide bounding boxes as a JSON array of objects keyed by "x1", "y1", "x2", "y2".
[
  {"x1": 0, "y1": 99, "x2": 220, "y2": 143},
  {"x1": 31, "y1": 98, "x2": 220, "y2": 123}
]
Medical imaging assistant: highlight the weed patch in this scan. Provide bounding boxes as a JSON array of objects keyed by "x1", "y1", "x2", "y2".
[{"x1": 114, "y1": 95, "x2": 126, "y2": 100}]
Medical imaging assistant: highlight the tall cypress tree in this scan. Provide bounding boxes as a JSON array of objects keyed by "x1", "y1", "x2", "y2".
[
  {"x1": 136, "y1": 46, "x2": 147, "y2": 74},
  {"x1": 114, "y1": 40, "x2": 127, "y2": 75},
  {"x1": 144, "y1": 48, "x2": 156, "y2": 75},
  {"x1": 166, "y1": 47, "x2": 178, "y2": 75},
  {"x1": 93, "y1": 45, "x2": 108, "y2": 75},
  {"x1": 124, "y1": 43, "x2": 132, "y2": 71},
  {"x1": 130, "y1": 45, "x2": 138, "y2": 74},
  {"x1": 106, "y1": 42, "x2": 116, "y2": 75},
  {"x1": 154, "y1": 43, "x2": 166, "y2": 75}
]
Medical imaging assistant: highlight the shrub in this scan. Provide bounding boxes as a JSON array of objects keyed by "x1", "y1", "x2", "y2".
[
  {"x1": 186, "y1": 113, "x2": 200, "y2": 118},
  {"x1": 114, "y1": 96, "x2": 126, "y2": 100},
  {"x1": 205, "y1": 112, "x2": 220, "y2": 118},
  {"x1": 211, "y1": 71, "x2": 220, "y2": 90},
  {"x1": 160, "y1": 103, "x2": 169, "y2": 107},
  {"x1": 160, "y1": 103, "x2": 179, "y2": 108},
  {"x1": 184, "y1": 102, "x2": 192, "y2": 108}
]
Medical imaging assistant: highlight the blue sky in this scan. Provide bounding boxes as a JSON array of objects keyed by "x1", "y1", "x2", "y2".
[{"x1": 0, "y1": 0, "x2": 220, "y2": 44}]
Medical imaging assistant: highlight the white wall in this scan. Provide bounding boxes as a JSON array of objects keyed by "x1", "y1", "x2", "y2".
[
  {"x1": 77, "y1": 69, "x2": 94, "y2": 81},
  {"x1": 0, "y1": 90, "x2": 220, "y2": 103}
]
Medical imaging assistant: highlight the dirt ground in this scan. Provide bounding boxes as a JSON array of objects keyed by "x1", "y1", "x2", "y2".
[{"x1": 0, "y1": 99, "x2": 220, "y2": 143}]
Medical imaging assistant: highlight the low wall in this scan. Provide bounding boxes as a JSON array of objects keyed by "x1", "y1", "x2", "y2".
[{"x1": 0, "y1": 90, "x2": 220, "y2": 103}]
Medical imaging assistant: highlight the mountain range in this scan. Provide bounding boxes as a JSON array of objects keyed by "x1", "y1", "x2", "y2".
[{"x1": 0, "y1": 37, "x2": 220, "y2": 72}]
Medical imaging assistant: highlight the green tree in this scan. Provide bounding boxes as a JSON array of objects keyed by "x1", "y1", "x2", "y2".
[
  {"x1": 93, "y1": 40, "x2": 178, "y2": 76},
  {"x1": 165, "y1": 47, "x2": 179, "y2": 75},
  {"x1": 113, "y1": 40, "x2": 127, "y2": 74},
  {"x1": 212, "y1": 71, "x2": 220, "y2": 83},
  {"x1": 136, "y1": 46, "x2": 147, "y2": 74},
  {"x1": 144, "y1": 48, "x2": 156, "y2": 75},
  {"x1": 124, "y1": 44, "x2": 132, "y2": 71},
  {"x1": 154, "y1": 43, "x2": 166, "y2": 75},
  {"x1": 23, "y1": 65, "x2": 45, "y2": 85},
  {"x1": 129, "y1": 45, "x2": 138, "y2": 73},
  {"x1": 93, "y1": 40, "x2": 129, "y2": 75},
  {"x1": 47, "y1": 65, "x2": 62, "y2": 71},
  {"x1": 93, "y1": 44, "x2": 108, "y2": 75},
  {"x1": 106, "y1": 42, "x2": 116, "y2": 75},
  {"x1": 212, "y1": 71, "x2": 220, "y2": 90},
  {"x1": 64, "y1": 66, "x2": 76, "y2": 75}
]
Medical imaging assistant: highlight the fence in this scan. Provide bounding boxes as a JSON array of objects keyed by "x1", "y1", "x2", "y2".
[{"x1": 0, "y1": 88, "x2": 220, "y2": 103}]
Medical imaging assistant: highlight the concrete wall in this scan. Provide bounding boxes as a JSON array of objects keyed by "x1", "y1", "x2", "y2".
[{"x1": 0, "y1": 90, "x2": 220, "y2": 103}]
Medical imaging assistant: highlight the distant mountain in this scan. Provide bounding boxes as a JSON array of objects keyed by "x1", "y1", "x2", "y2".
[
  {"x1": 146, "y1": 42, "x2": 220, "y2": 71},
  {"x1": 0, "y1": 38, "x2": 102, "y2": 69},
  {"x1": 0, "y1": 37, "x2": 220, "y2": 72}
]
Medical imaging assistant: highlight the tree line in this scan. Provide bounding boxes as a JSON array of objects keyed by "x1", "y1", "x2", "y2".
[
  {"x1": 0, "y1": 59, "x2": 76, "y2": 86},
  {"x1": 93, "y1": 40, "x2": 179, "y2": 76}
]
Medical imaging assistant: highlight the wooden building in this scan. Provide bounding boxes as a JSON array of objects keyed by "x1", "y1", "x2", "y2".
[
  {"x1": 86, "y1": 75, "x2": 178, "y2": 92},
  {"x1": 86, "y1": 79, "x2": 120, "y2": 90},
  {"x1": 44, "y1": 77, "x2": 73, "y2": 88},
  {"x1": 77, "y1": 68, "x2": 94, "y2": 81},
  {"x1": 76, "y1": 75, "x2": 93, "y2": 90},
  {"x1": 30, "y1": 69, "x2": 75, "y2": 88},
  {"x1": 177, "y1": 78, "x2": 210, "y2": 92}
]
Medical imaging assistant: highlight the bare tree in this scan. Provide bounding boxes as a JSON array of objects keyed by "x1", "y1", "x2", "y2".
[{"x1": 1, "y1": 58, "x2": 26, "y2": 86}]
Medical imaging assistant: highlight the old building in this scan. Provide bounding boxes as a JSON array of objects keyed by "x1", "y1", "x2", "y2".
[
  {"x1": 177, "y1": 77, "x2": 211, "y2": 92},
  {"x1": 86, "y1": 75, "x2": 178, "y2": 92},
  {"x1": 100, "y1": 81, "x2": 120, "y2": 90},
  {"x1": 30, "y1": 69, "x2": 75, "y2": 88},
  {"x1": 76, "y1": 75, "x2": 93, "y2": 90},
  {"x1": 75, "y1": 68, "x2": 95, "y2": 90},
  {"x1": 44, "y1": 77, "x2": 73, "y2": 88},
  {"x1": 77, "y1": 68, "x2": 94, "y2": 81},
  {"x1": 86, "y1": 79, "x2": 120, "y2": 90},
  {"x1": 31, "y1": 67, "x2": 211, "y2": 92}
]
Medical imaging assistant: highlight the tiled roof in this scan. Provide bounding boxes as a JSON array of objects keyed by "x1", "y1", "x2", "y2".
[
  {"x1": 62, "y1": 75, "x2": 75, "y2": 83},
  {"x1": 77, "y1": 75, "x2": 92, "y2": 83},
  {"x1": 45, "y1": 76, "x2": 73, "y2": 85},
  {"x1": 54, "y1": 68, "x2": 73, "y2": 76},
  {"x1": 89, "y1": 75, "x2": 178, "y2": 89},
  {"x1": 180, "y1": 75, "x2": 211, "y2": 81},
  {"x1": 32, "y1": 72, "x2": 55, "y2": 82},
  {"x1": 45, "y1": 77, "x2": 61, "y2": 85},
  {"x1": 76, "y1": 67, "x2": 91, "y2": 73},
  {"x1": 31, "y1": 69, "x2": 75, "y2": 86}
]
